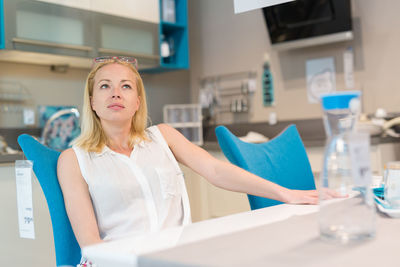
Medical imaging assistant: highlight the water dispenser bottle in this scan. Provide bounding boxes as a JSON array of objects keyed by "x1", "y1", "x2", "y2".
[{"x1": 319, "y1": 91, "x2": 376, "y2": 243}]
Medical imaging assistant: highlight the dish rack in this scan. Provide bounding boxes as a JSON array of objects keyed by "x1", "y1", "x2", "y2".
[{"x1": 163, "y1": 104, "x2": 203, "y2": 145}]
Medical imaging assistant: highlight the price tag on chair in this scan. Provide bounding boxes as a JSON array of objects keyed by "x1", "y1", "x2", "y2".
[{"x1": 15, "y1": 160, "x2": 35, "y2": 239}]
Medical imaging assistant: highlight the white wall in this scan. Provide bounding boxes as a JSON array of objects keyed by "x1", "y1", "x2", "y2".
[
  {"x1": 0, "y1": 62, "x2": 86, "y2": 127},
  {"x1": 188, "y1": 0, "x2": 400, "y2": 124},
  {"x1": 142, "y1": 70, "x2": 191, "y2": 125}
]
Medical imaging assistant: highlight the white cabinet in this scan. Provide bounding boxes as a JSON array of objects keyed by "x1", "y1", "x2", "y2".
[
  {"x1": 5, "y1": 0, "x2": 189, "y2": 71},
  {"x1": 35, "y1": 0, "x2": 91, "y2": 10},
  {"x1": 90, "y1": 0, "x2": 159, "y2": 23},
  {"x1": 0, "y1": 164, "x2": 54, "y2": 266},
  {"x1": 36, "y1": 0, "x2": 159, "y2": 23},
  {"x1": 305, "y1": 146, "x2": 325, "y2": 175},
  {"x1": 181, "y1": 150, "x2": 250, "y2": 222},
  {"x1": 206, "y1": 150, "x2": 250, "y2": 218},
  {"x1": 2, "y1": 0, "x2": 160, "y2": 69}
]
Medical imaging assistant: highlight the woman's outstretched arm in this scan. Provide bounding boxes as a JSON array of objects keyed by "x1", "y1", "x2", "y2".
[{"x1": 158, "y1": 123, "x2": 340, "y2": 204}]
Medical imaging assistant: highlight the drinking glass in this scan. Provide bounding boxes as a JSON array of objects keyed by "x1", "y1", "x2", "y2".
[{"x1": 384, "y1": 161, "x2": 400, "y2": 208}]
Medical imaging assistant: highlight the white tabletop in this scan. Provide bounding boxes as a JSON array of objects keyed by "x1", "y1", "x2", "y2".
[
  {"x1": 137, "y1": 211, "x2": 400, "y2": 267},
  {"x1": 82, "y1": 204, "x2": 319, "y2": 267}
]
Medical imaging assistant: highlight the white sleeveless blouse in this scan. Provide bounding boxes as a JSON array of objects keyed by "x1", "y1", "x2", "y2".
[{"x1": 72, "y1": 125, "x2": 191, "y2": 241}]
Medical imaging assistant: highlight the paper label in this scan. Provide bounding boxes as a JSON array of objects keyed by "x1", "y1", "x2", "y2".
[
  {"x1": 306, "y1": 57, "x2": 336, "y2": 103},
  {"x1": 348, "y1": 133, "x2": 372, "y2": 187},
  {"x1": 15, "y1": 160, "x2": 35, "y2": 239}
]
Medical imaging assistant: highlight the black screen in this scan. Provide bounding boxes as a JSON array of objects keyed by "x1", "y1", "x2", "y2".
[{"x1": 263, "y1": 0, "x2": 352, "y2": 44}]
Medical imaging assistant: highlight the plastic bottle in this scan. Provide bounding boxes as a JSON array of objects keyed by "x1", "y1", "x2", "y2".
[
  {"x1": 319, "y1": 91, "x2": 376, "y2": 243},
  {"x1": 160, "y1": 34, "x2": 170, "y2": 58}
]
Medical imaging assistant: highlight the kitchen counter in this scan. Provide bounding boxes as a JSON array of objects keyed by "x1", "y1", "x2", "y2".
[
  {"x1": 202, "y1": 118, "x2": 400, "y2": 150},
  {"x1": 0, "y1": 128, "x2": 41, "y2": 163},
  {"x1": 202, "y1": 136, "x2": 400, "y2": 151},
  {"x1": 0, "y1": 152, "x2": 24, "y2": 164},
  {"x1": 1, "y1": 121, "x2": 399, "y2": 163}
]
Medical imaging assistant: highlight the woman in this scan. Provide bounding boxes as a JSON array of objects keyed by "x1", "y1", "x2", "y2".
[{"x1": 57, "y1": 56, "x2": 336, "y2": 248}]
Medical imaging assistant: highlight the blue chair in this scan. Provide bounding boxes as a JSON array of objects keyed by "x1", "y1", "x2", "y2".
[
  {"x1": 215, "y1": 125, "x2": 316, "y2": 210},
  {"x1": 18, "y1": 134, "x2": 81, "y2": 267}
]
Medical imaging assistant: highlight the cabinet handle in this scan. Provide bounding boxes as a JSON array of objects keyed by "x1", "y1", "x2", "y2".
[
  {"x1": 12, "y1": 38, "x2": 93, "y2": 52},
  {"x1": 98, "y1": 48, "x2": 160, "y2": 60}
]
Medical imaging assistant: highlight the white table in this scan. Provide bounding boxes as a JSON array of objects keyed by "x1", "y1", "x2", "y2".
[
  {"x1": 82, "y1": 204, "x2": 319, "y2": 266},
  {"x1": 83, "y1": 197, "x2": 400, "y2": 267},
  {"x1": 138, "y1": 211, "x2": 400, "y2": 267},
  {"x1": 83, "y1": 178, "x2": 394, "y2": 266}
]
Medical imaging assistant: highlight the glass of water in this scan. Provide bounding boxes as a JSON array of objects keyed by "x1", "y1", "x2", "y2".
[{"x1": 384, "y1": 161, "x2": 400, "y2": 208}]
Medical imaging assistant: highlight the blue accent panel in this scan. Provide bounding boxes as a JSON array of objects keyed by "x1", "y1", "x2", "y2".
[
  {"x1": 18, "y1": 134, "x2": 81, "y2": 267},
  {"x1": 215, "y1": 125, "x2": 316, "y2": 210},
  {"x1": 176, "y1": 0, "x2": 188, "y2": 68},
  {"x1": 321, "y1": 91, "x2": 361, "y2": 110},
  {"x1": 0, "y1": 0, "x2": 5, "y2": 49}
]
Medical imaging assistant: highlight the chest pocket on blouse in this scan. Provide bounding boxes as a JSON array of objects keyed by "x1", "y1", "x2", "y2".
[{"x1": 156, "y1": 168, "x2": 179, "y2": 199}]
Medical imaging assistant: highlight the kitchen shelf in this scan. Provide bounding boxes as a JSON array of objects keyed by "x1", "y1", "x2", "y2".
[
  {"x1": 158, "y1": 0, "x2": 189, "y2": 70},
  {"x1": 0, "y1": 0, "x2": 187, "y2": 72}
]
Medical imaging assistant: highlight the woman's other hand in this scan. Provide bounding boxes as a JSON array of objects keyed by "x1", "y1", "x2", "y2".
[{"x1": 283, "y1": 188, "x2": 346, "y2": 205}]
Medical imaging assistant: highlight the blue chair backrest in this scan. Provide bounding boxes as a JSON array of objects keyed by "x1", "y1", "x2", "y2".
[
  {"x1": 215, "y1": 125, "x2": 316, "y2": 210},
  {"x1": 17, "y1": 134, "x2": 81, "y2": 267}
]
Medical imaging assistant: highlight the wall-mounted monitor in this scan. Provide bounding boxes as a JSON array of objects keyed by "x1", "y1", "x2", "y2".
[{"x1": 262, "y1": 0, "x2": 353, "y2": 50}]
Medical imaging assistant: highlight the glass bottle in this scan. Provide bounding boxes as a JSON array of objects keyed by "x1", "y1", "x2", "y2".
[{"x1": 319, "y1": 91, "x2": 376, "y2": 243}]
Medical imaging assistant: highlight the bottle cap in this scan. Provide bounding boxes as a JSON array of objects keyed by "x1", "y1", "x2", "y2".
[{"x1": 320, "y1": 91, "x2": 361, "y2": 110}]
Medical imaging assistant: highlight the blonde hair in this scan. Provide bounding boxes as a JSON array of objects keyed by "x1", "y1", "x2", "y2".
[{"x1": 73, "y1": 60, "x2": 149, "y2": 152}]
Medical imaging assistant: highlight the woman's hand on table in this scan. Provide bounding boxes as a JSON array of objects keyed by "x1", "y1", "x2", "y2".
[{"x1": 283, "y1": 188, "x2": 346, "y2": 205}]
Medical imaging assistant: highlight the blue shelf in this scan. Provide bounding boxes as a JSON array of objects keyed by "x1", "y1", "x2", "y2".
[
  {"x1": 160, "y1": 62, "x2": 186, "y2": 69},
  {"x1": 161, "y1": 21, "x2": 185, "y2": 29},
  {"x1": 141, "y1": 64, "x2": 185, "y2": 74}
]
